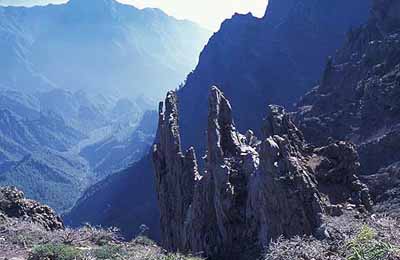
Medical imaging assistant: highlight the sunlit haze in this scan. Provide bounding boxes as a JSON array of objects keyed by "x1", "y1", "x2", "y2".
[
  {"x1": 120, "y1": 0, "x2": 268, "y2": 30},
  {"x1": 0, "y1": 0, "x2": 268, "y2": 30}
]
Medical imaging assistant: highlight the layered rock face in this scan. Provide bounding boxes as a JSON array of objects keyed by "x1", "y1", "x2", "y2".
[
  {"x1": 294, "y1": 0, "x2": 400, "y2": 214},
  {"x1": 0, "y1": 186, "x2": 64, "y2": 230},
  {"x1": 153, "y1": 87, "x2": 371, "y2": 259}
]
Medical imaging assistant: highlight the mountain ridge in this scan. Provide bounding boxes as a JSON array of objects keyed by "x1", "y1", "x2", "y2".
[{"x1": 0, "y1": 0, "x2": 211, "y2": 99}]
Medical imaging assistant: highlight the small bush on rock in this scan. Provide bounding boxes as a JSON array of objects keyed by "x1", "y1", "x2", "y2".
[
  {"x1": 264, "y1": 214, "x2": 400, "y2": 260},
  {"x1": 28, "y1": 243, "x2": 82, "y2": 260},
  {"x1": 347, "y1": 226, "x2": 398, "y2": 260},
  {"x1": 92, "y1": 244, "x2": 126, "y2": 259}
]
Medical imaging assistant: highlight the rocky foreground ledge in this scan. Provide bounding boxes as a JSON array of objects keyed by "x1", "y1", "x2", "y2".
[
  {"x1": 0, "y1": 185, "x2": 399, "y2": 260},
  {"x1": 0, "y1": 187, "x2": 64, "y2": 231},
  {"x1": 0, "y1": 186, "x2": 201, "y2": 260}
]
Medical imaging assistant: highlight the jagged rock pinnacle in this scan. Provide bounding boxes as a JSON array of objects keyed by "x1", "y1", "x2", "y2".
[{"x1": 153, "y1": 86, "x2": 372, "y2": 259}]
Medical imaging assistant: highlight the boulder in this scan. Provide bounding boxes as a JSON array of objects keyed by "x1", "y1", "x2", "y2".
[{"x1": 0, "y1": 187, "x2": 64, "y2": 231}]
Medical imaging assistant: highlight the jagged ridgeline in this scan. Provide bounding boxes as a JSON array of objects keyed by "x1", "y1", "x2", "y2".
[
  {"x1": 153, "y1": 87, "x2": 372, "y2": 259},
  {"x1": 0, "y1": 0, "x2": 210, "y2": 99}
]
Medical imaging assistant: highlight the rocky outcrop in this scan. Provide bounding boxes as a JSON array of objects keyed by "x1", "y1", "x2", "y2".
[
  {"x1": 296, "y1": 0, "x2": 400, "y2": 149},
  {"x1": 253, "y1": 104, "x2": 324, "y2": 241},
  {"x1": 152, "y1": 92, "x2": 198, "y2": 251},
  {"x1": 294, "y1": 0, "x2": 400, "y2": 214},
  {"x1": 0, "y1": 186, "x2": 64, "y2": 231},
  {"x1": 360, "y1": 162, "x2": 400, "y2": 216},
  {"x1": 311, "y1": 142, "x2": 373, "y2": 212},
  {"x1": 153, "y1": 87, "x2": 371, "y2": 259}
]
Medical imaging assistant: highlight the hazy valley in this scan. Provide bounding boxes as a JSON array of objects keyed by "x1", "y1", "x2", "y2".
[{"x1": 0, "y1": 0, "x2": 210, "y2": 214}]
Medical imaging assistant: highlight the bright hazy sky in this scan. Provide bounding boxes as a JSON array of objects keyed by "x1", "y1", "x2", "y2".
[
  {"x1": 120, "y1": 0, "x2": 268, "y2": 30},
  {"x1": 0, "y1": 0, "x2": 268, "y2": 30}
]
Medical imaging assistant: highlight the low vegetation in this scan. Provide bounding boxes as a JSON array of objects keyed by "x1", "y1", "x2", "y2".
[
  {"x1": 0, "y1": 218, "x2": 199, "y2": 260},
  {"x1": 346, "y1": 226, "x2": 397, "y2": 260},
  {"x1": 265, "y1": 213, "x2": 400, "y2": 260},
  {"x1": 29, "y1": 244, "x2": 82, "y2": 260},
  {"x1": 1, "y1": 212, "x2": 399, "y2": 260}
]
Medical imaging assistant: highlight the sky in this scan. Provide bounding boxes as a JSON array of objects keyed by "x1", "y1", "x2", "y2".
[{"x1": 0, "y1": 0, "x2": 268, "y2": 30}]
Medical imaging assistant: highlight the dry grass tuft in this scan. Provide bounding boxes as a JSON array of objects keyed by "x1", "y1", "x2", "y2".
[
  {"x1": 0, "y1": 218, "x2": 199, "y2": 260},
  {"x1": 265, "y1": 213, "x2": 400, "y2": 260}
]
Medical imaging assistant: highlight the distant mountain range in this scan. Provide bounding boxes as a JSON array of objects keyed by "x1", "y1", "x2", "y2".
[
  {"x1": 80, "y1": 110, "x2": 157, "y2": 179},
  {"x1": 0, "y1": 95, "x2": 85, "y2": 162},
  {"x1": 0, "y1": 0, "x2": 211, "y2": 100},
  {"x1": 0, "y1": 88, "x2": 156, "y2": 213},
  {"x1": 0, "y1": 0, "x2": 65, "y2": 5},
  {"x1": 0, "y1": 0, "x2": 209, "y2": 213}
]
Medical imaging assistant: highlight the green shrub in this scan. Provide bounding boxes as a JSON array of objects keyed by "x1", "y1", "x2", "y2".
[
  {"x1": 28, "y1": 243, "x2": 82, "y2": 260},
  {"x1": 346, "y1": 226, "x2": 397, "y2": 260},
  {"x1": 92, "y1": 244, "x2": 125, "y2": 259}
]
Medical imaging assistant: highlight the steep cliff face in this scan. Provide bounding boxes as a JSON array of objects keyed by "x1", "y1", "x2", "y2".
[
  {"x1": 153, "y1": 87, "x2": 371, "y2": 259},
  {"x1": 294, "y1": 0, "x2": 400, "y2": 214},
  {"x1": 296, "y1": 0, "x2": 400, "y2": 146},
  {"x1": 152, "y1": 92, "x2": 198, "y2": 250},
  {"x1": 177, "y1": 0, "x2": 371, "y2": 156}
]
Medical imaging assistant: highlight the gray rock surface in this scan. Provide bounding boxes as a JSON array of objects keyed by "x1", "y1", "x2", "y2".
[
  {"x1": 152, "y1": 92, "x2": 198, "y2": 251},
  {"x1": 0, "y1": 186, "x2": 64, "y2": 231},
  {"x1": 176, "y1": 0, "x2": 371, "y2": 158},
  {"x1": 153, "y1": 87, "x2": 371, "y2": 259},
  {"x1": 361, "y1": 162, "x2": 400, "y2": 216},
  {"x1": 311, "y1": 141, "x2": 372, "y2": 211},
  {"x1": 294, "y1": 0, "x2": 400, "y2": 215}
]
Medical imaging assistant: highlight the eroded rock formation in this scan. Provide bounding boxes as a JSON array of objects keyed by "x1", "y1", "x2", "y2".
[
  {"x1": 153, "y1": 92, "x2": 198, "y2": 251},
  {"x1": 153, "y1": 87, "x2": 371, "y2": 259},
  {"x1": 0, "y1": 187, "x2": 64, "y2": 230}
]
